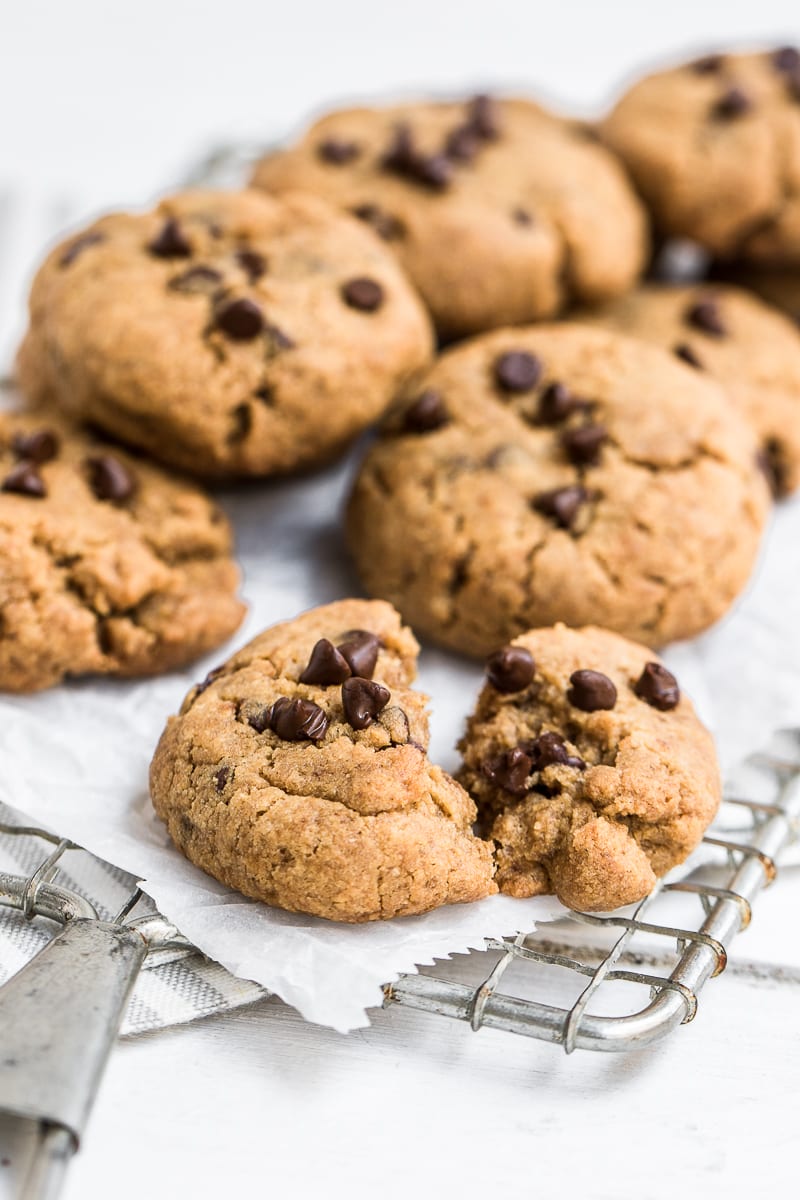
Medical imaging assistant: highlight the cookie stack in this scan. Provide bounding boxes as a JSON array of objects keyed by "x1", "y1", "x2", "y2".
[{"x1": 6, "y1": 48, "x2": 799, "y2": 919}]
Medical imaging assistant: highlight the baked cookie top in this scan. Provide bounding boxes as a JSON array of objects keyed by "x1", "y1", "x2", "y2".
[
  {"x1": 577, "y1": 282, "x2": 800, "y2": 495},
  {"x1": 149, "y1": 599, "x2": 496, "y2": 922},
  {"x1": 17, "y1": 189, "x2": 433, "y2": 479},
  {"x1": 0, "y1": 410, "x2": 244, "y2": 692},
  {"x1": 346, "y1": 324, "x2": 770, "y2": 657},
  {"x1": 458, "y1": 624, "x2": 720, "y2": 911},
  {"x1": 252, "y1": 96, "x2": 648, "y2": 337},
  {"x1": 602, "y1": 47, "x2": 800, "y2": 261}
]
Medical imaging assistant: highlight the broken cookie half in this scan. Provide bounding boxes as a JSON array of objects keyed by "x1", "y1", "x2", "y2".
[
  {"x1": 458, "y1": 624, "x2": 720, "y2": 911},
  {"x1": 150, "y1": 599, "x2": 496, "y2": 922}
]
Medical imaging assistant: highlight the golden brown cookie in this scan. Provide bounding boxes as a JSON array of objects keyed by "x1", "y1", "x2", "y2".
[
  {"x1": 0, "y1": 410, "x2": 245, "y2": 692},
  {"x1": 602, "y1": 47, "x2": 800, "y2": 261},
  {"x1": 346, "y1": 324, "x2": 770, "y2": 656},
  {"x1": 577, "y1": 282, "x2": 800, "y2": 495},
  {"x1": 458, "y1": 625, "x2": 720, "y2": 911},
  {"x1": 17, "y1": 189, "x2": 433, "y2": 479},
  {"x1": 252, "y1": 95, "x2": 648, "y2": 338},
  {"x1": 150, "y1": 599, "x2": 496, "y2": 922}
]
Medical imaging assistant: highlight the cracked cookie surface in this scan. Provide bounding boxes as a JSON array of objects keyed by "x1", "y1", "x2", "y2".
[
  {"x1": 17, "y1": 189, "x2": 433, "y2": 479},
  {"x1": 602, "y1": 47, "x2": 800, "y2": 262},
  {"x1": 346, "y1": 324, "x2": 770, "y2": 656},
  {"x1": 252, "y1": 96, "x2": 648, "y2": 338},
  {"x1": 0, "y1": 411, "x2": 244, "y2": 692},
  {"x1": 149, "y1": 599, "x2": 496, "y2": 922},
  {"x1": 458, "y1": 624, "x2": 720, "y2": 911},
  {"x1": 577, "y1": 282, "x2": 800, "y2": 495}
]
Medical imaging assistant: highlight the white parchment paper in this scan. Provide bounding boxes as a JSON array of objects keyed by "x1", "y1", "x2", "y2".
[{"x1": 2, "y1": 442, "x2": 800, "y2": 1030}]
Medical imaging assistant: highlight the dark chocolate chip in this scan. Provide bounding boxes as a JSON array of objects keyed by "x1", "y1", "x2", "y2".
[
  {"x1": 690, "y1": 54, "x2": 724, "y2": 73},
  {"x1": 194, "y1": 665, "x2": 224, "y2": 696},
  {"x1": 512, "y1": 207, "x2": 533, "y2": 226},
  {"x1": 532, "y1": 484, "x2": 589, "y2": 530},
  {"x1": 341, "y1": 277, "x2": 384, "y2": 312},
  {"x1": 228, "y1": 403, "x2": 252, "y2": 442},
  {"x1": 85, "y1": 454, "x2": 136, "y2": 502},
  {"x1": 337, "y1": 630, "x2": 380, "y2": 679},
  {"x1": 772, "y1": 46, "x2": 800, "y2": 72},
  {"x1": 486, "y1": 645, "x2": 535, "y2": 693},
  {"x1": 633, "y1": 662, "x2": 680, "y2": 711},
  {"x1": 351, "y1": 203, "x2": 405, "y2": 241},
  {"x1": 236, "y1": 248, "x2": 267, "y2": 282},
  {"x1": 11, "y1": 429, "x2": 59, "y2": 463},
  {"x1": 757, "y1": 438, "x2": 787, "y2": 498},
  {"x1": 494, "y1": 350, "x2": 542, "y2": 393},
  {"x1": 168, "y1": 265, "x2": 223, "y2": 292},
  {"x1": 413, "y1": 153, "x2": 454, "y2": 189},
  {"x1": 674, "y1": 342, "x2": 704, "y2": 369},
  {"x1": 381, "y1": 124, "x2": 453, "y2": 190},
  {"x1": 444, "y1": 123, "x2": 481, "y2": 162},
  {"x1": 342, "y1": 676, "x2": 390, "y2": 730},
  {"x1": 1, "y1": 461, "x2": 46, "y2": 498},
  {"x1": 467, "y1": 94, "x2": 501, "y2": 140},
  {"x1": 381, "y1": 122, "x2": 416, "y2": 170},
  {"x1": 481, "y1": 746, "x2": 532, "y2": 795},
  {"x1": 527, "y1": 731, "x2": 585, "y2": 771},
  {"x1": 247, "y1": 705, "x2": 272, "y2": 733},
  {"x1": 149, "y1": 218, "x2": 192, "y2": 258},
  {"x1": 784, "y1": 71, "x2": 800, "y2": 103},
  {"x1": 215, "y1": 297, "x2": 265, "y2": 340},
  {"x1": 265, "y1": 324, "x2": 295, "y2": 351},
  {"x1": 254, "y1": 384, "x2": 275, "y2": 405},
  {"x1": 538, "y1": 381, "x2": 578, "y2": 424},
  {"x1": 269, "y1": 696, "x2": 329, "y2": 741},
  {"x1": 712, "y1": 86, "x2": 752, "y2": 120},
  {"x1": 561, "y1": 424, "x2": 607, "y2": 466},
  {"x1": 300, "y1": 638, "x2": 352, "y2": 686},
  {"x1": 318, "y1": 138, "x2": 361, "y2": 164},
  {"x1": 567, "y1": 669, "x2": 617, "y2": 712},
  {"x1": 214, "y1": 766, "x2": 231, "y2": 792},
  {"x1": 59, "y1": 231, "x2": 104, "y2": 268},
  {"x1": 403, "y1": 390, "x2": 449, "y2": 433},
  {"x1": 685, "y1": 297, "x2": 727, "y2": 337}
]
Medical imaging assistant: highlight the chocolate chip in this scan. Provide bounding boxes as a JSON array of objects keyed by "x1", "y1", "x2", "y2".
[
  {"x1": 11, "y1": 429, "x2": 59, "y2": 463},
  {"x1": 633, "y1": 662, "x2": 680, "y2": 711},
  {"x1": 59, "y1": 231, "x2": 104, "y2": 268},
  {"x1": 512, "y1": 207, "x2": 533, "y2": 226},
  {"x1": 168, "y1": 265, "x2": 223, "y2": 292},
  {"x1": 567, "y1": 669, "x2": 617, "y2": 712},
  {"x1": 690, "y1": 54, "x2": 724, "y2": 73},
  {"x1": 481, "y1": 746, "x2": 532, "y2": 795},
  {"x1": 254, "y1": 384, "x2": 275, "y2": 406},
  {"x1": 1, "y1": 462, "x2": 46, "y2": 498},
  {"x1": 712, "y1": 86, "x2": 752, "y2": 120},
  {"x1": 342, "y1": 676, "x2": 390, "y2": 730},
  {"x1": 300, "y1": 638, "x2": 352, "y2": 686},
  {"x1": 444, "y1": 124, "x2": 481, "y2": 162},
  {"x1": 674, "y1": 342, "x2": 704, "y2": 369},
  {"x1": 784, "y1": 71, "x2": 800, "y2": 103},
  {"x1": 532, "y1": 484, "x2": 589, "y2": 530},
  {"x1": 466, "y1": 94, "x2": 501, "y2": 140},
  {"x1": 194, "y1": 665, "x2": 224, "y2": 696},
  {"x1": 215, "y1": 297, "x2": 265, "y2": 340},
  {"x1": 403, "y1": 390, "x2": 449, "y2": 433},
  {"x1": 757, "y1": 438, "x2": 787, "y2": 498},
  {"x1": 341, "y1": 277, "x2": 384, "y2": 312},
  {"x1": 337, "y1": 630, "x2": 380, "y2": 679},
  {"x1": 561, "y1": 424, "x2": 607, "y2": 467},
  {"x1": 351, "y1": 203, "x2": 405, "y2": 241},
  {"x1": 269, "y1": 696, "x2": 328, "y2": 742},
  {"x1": 414, "y1": 154, "x2": 454, "y2": 189},
  {"x1": 228, "y1": 403, "x2": 252, "y2": 442},
  {"x1": 382, "y1": 124, "x2": 454, "y2": 190},
  {"x1": 486, "y1": 645, "x2": 535, "y2": 693},
  {"x1": 772, "y1": 46, "x2": 800, "y2": 72},
  {"x1": 247, "y1": 706, "x2": 272, "y2": 733},
  {"x1": 318, "y1": 138, "x2": 361, "y2": 164},
  {"x1": 236, "y1": 248, "x2": 267, "y2": 282},
  {"x1": 494, "y1": 350, "x2": 542, "y2": 393},
  {"x1": 527, "y1": 731, "x2": 585, "y2": 771},
  {"x1": 265, "y1": 324, "x2": 295, "y2": 352},
  {"x1": 538, "y1": 382, "x2": 578, "y2": 424},
  {"x1": 685, "y1": 297, "x2": 727, "y2": 337},
  {"x1": 214, "y1": 766, "x2": 231, "y2": 792},
  {"x1": 85, "y1": 454, "x2": 137, "y2": 502},
  {"x1": 149, "y1": 218, "x2": 192, "y2": 258}
]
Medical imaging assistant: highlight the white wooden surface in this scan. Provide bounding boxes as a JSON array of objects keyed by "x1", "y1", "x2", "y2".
[{"x1": 2, "y1": 2, "x2": 799, "y2": 1195}]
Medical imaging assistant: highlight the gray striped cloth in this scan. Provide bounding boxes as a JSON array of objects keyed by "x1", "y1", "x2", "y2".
[{"x1": 0, "y1": 801, "x2": 266, "y2": 1035}]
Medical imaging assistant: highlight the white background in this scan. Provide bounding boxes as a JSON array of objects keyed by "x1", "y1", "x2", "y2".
[{"x1": 1, "y1": 2, "x2": 800, "y2": 1198}]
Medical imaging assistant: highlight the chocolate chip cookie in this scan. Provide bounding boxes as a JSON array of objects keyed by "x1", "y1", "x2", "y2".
[
  {"x1": 602, "y1": 47, "x2": 800, "y2": 261},
  {"x1": 577, "y1": 282, "x2": 800, "y2": 495},
  {"x1": 252, "y1": 96, "x2": 648, "y2": 338},
  {"x1": 458, "y1": 625, "x2": 720, "y2": 911},
  {"x1": 346, "y1": 324, "x2": 770, "y2": 656},
  {"x1": 149, "y1": 599, "x2": 496, "y2": 922},
  {"x1": 16, "y1": 189, "x2": 433, "y2": 479},
  {"x1": 0, "y1": 411, "x2": 245, "y2": 692}
]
